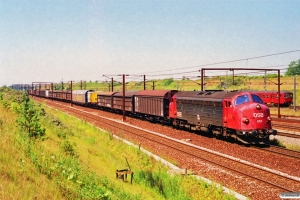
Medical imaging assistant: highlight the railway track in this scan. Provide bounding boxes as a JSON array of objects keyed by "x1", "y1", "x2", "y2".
[
  {"x1": 40, "y1": 99, "x2": 300, "y2": 194},
  {"x1": 254, "y1": 145, "x2": 300, "y2": 160},
  {"x1": 271, "y1": 117, "x2": 300, "y2": 138},
  {"x1": 272, "y1": 123, "x2": 300, "y2": 133},
  {"x1": 277, "y1": 131, "x2": 300, "y2": 139},
  {"x1": 272, "y1": 116, "x2": 300, "y2": 125}
]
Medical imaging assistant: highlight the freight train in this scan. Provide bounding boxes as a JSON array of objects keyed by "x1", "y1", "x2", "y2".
[{"x1": 28, "y1": 89, "x2": 277, "y2": 145}]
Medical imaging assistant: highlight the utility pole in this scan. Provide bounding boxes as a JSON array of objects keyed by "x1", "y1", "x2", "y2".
[
  {"x1": 111, "y1": 78, "x2": 114, "y2": 92},
  {"x1": 122, "y1": 74, "x2": 126, "y2": 122},
  {"x1": 294, "y1": 76, "x2": 297, "y2": 111},
  {"x1": 70, "y1": 81, "x2": 73, "y2": 107},
  {"x1": 39, "y1": 83, "x2": 41, "y2": 96},
  {"x1": 51, "y1": 83, "x2": 53, "y2": 101},
  {"x1": 232, "y1": 70, "x2": 234, "y2": 86},
  {"x1": 143, "y1": 75, "x2": 146, "y2": 90},
  {"x1": 226, "y1": 70, "x2": 228, "y2": 89},
  {"x1": 264, "y1": 70, "x2": 266, "y2": 91}
]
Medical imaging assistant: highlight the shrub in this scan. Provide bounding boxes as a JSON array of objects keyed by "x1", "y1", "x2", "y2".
[
  {"x1": 163, "y1": 78, "x2": 174, "y2": 86},
  {"x1": 60, "y1": 140, "x2": 78, "y2": 157},
  {"x1": 17, "y1": 93, "x2": 46, "y2": 139}
]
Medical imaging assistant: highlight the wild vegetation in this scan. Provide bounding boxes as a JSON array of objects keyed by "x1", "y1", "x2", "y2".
[{"x1": 0, "y1": 87, "x2": 235, "y2": 200}]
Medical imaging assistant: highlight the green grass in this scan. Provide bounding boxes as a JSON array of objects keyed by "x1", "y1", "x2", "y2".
[
  {"x1": 0, "y1": 105, "x2": 64, "y2": 199},
  {"x1": 269, "y1": 107, "x2": 300, "y2": 117},
  {"x1": 270, "y1": 138, "x2": 286, "y2": 147},
  {"x1": 0, "y1": 89, "x2": 236, "y2": 200},
  {"x1": 270, "y1": 138, "x2": 300, "y2": 151},
  {"x1": 283, "y1": 144, "x2": 300, "y2": 151}
]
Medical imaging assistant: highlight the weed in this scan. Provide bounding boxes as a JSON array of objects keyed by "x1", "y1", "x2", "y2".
[
  {"x1": 1, "y1": 100, "x2": 10, "y2": 109},
  {"x1": 135, "y1": 169, "x2": 191, "y2": 199},
  {"x1": 0, "y1": 118, "x2": 3, "y2": 129},
  {"x1": 270, "y1": 138, "x2": 286, "y2": 147},
  {"x1": 60, "y1": 140, "x2": 78, "y2": 158}
]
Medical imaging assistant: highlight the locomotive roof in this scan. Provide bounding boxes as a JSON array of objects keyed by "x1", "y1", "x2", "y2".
[
  {"x1": 175, "y1": 90, "x2": 242, "y2": 100},
  {"x1": 134, "y1": 90, "x2": 177, "y2": 97}
]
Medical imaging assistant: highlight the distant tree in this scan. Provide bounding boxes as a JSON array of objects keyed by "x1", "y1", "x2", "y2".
[
  {"x1": 54, "y1": 85, "x2": 62, "y2": 90},
  {"x1": 266, "y1": 74, "x2": 278, "y2": 78},
  {"x1": 163, "y1": 78, "x2": 174, "y2": 86},
  {"x1": 285, "y1": 59, "x2": 300, "y2": 76}
]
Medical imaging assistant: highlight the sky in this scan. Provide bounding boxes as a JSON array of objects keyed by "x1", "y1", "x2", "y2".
[{"x1": 1, "y1": 0, "x2": 300, "y2": 86}]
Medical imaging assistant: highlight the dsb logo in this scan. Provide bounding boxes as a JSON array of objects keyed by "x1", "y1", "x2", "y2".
[{"x1": 253, "y1": 113, "x2": 264, "y2": 118}]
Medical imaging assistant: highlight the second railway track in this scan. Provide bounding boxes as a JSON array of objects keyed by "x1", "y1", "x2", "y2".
[{"x1": 254, "y1": 145, "x2": 300, "y2": 160}]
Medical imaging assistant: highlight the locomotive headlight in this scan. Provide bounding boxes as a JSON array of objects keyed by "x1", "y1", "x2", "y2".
[
  {"x1": 242, "y1": 118, "x2": 249, "y2": 124},
  {"x1": 256, "y1": 104, "x2": 261, "y2": 110}
]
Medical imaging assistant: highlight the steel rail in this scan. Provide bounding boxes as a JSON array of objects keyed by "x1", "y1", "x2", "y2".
[{"x1": 252, "y1": 145, "x2": 300, "y2": 160}]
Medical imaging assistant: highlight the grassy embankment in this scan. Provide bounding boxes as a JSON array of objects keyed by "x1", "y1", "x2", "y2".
[{"x1": 0, "y1": 88, "x2": 235, "y2": 200}]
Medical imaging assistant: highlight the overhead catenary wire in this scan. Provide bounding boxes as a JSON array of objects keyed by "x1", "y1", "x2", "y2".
[
  {"x1": 134, "y1": 50, "x2": 300, "y2": 76},
  {"x1": 53, "y1": 50, "x2": 299, "y2": 85}
]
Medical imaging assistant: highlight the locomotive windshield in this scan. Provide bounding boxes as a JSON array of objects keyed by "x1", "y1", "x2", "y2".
[
  {"x1": 235, "y1": 94, "x2": 250, "y2": 106},
  {"x1": 251, "y1": 94, "x2": 264, "y2": 104},
  {"x1": 284, "y1": 93, "x2": 293, "y2": 98}
]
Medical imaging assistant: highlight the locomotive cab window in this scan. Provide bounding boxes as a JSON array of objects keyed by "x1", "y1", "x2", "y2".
[
  {"x1": 284, "y1": 94, "x2": 292, "y2": 98},
  {"x1": 251, "y1": 94, "x2": 264, "y2": 104},
  {"x1": 225, "y1": 101, "x2": 231, "y2": 108},
  {"x1": 235, "y1": 95, "x2": 250, "y2": 106}
]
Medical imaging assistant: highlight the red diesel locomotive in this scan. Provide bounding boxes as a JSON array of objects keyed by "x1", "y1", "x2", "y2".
[{"x1": 169, "y1": 90, "x2": 276, "y2": 144}]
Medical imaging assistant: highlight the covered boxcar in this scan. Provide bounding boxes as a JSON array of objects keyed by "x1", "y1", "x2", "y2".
[
  {"x1": 72, "y1": 90, "x2": 95, "y2": 105},
  {"x1": 63, "y1": 91, "x2": 72, "y2": 102},
  {"x1": 134, "y1": 90, "x2": 177, "y2": 122},
  {"x1": 97, "y1": 92, "x2": 117, "y2": 109},
  {"x1": 112, "y1": 91, "x2": 137, "y2": 114}
]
